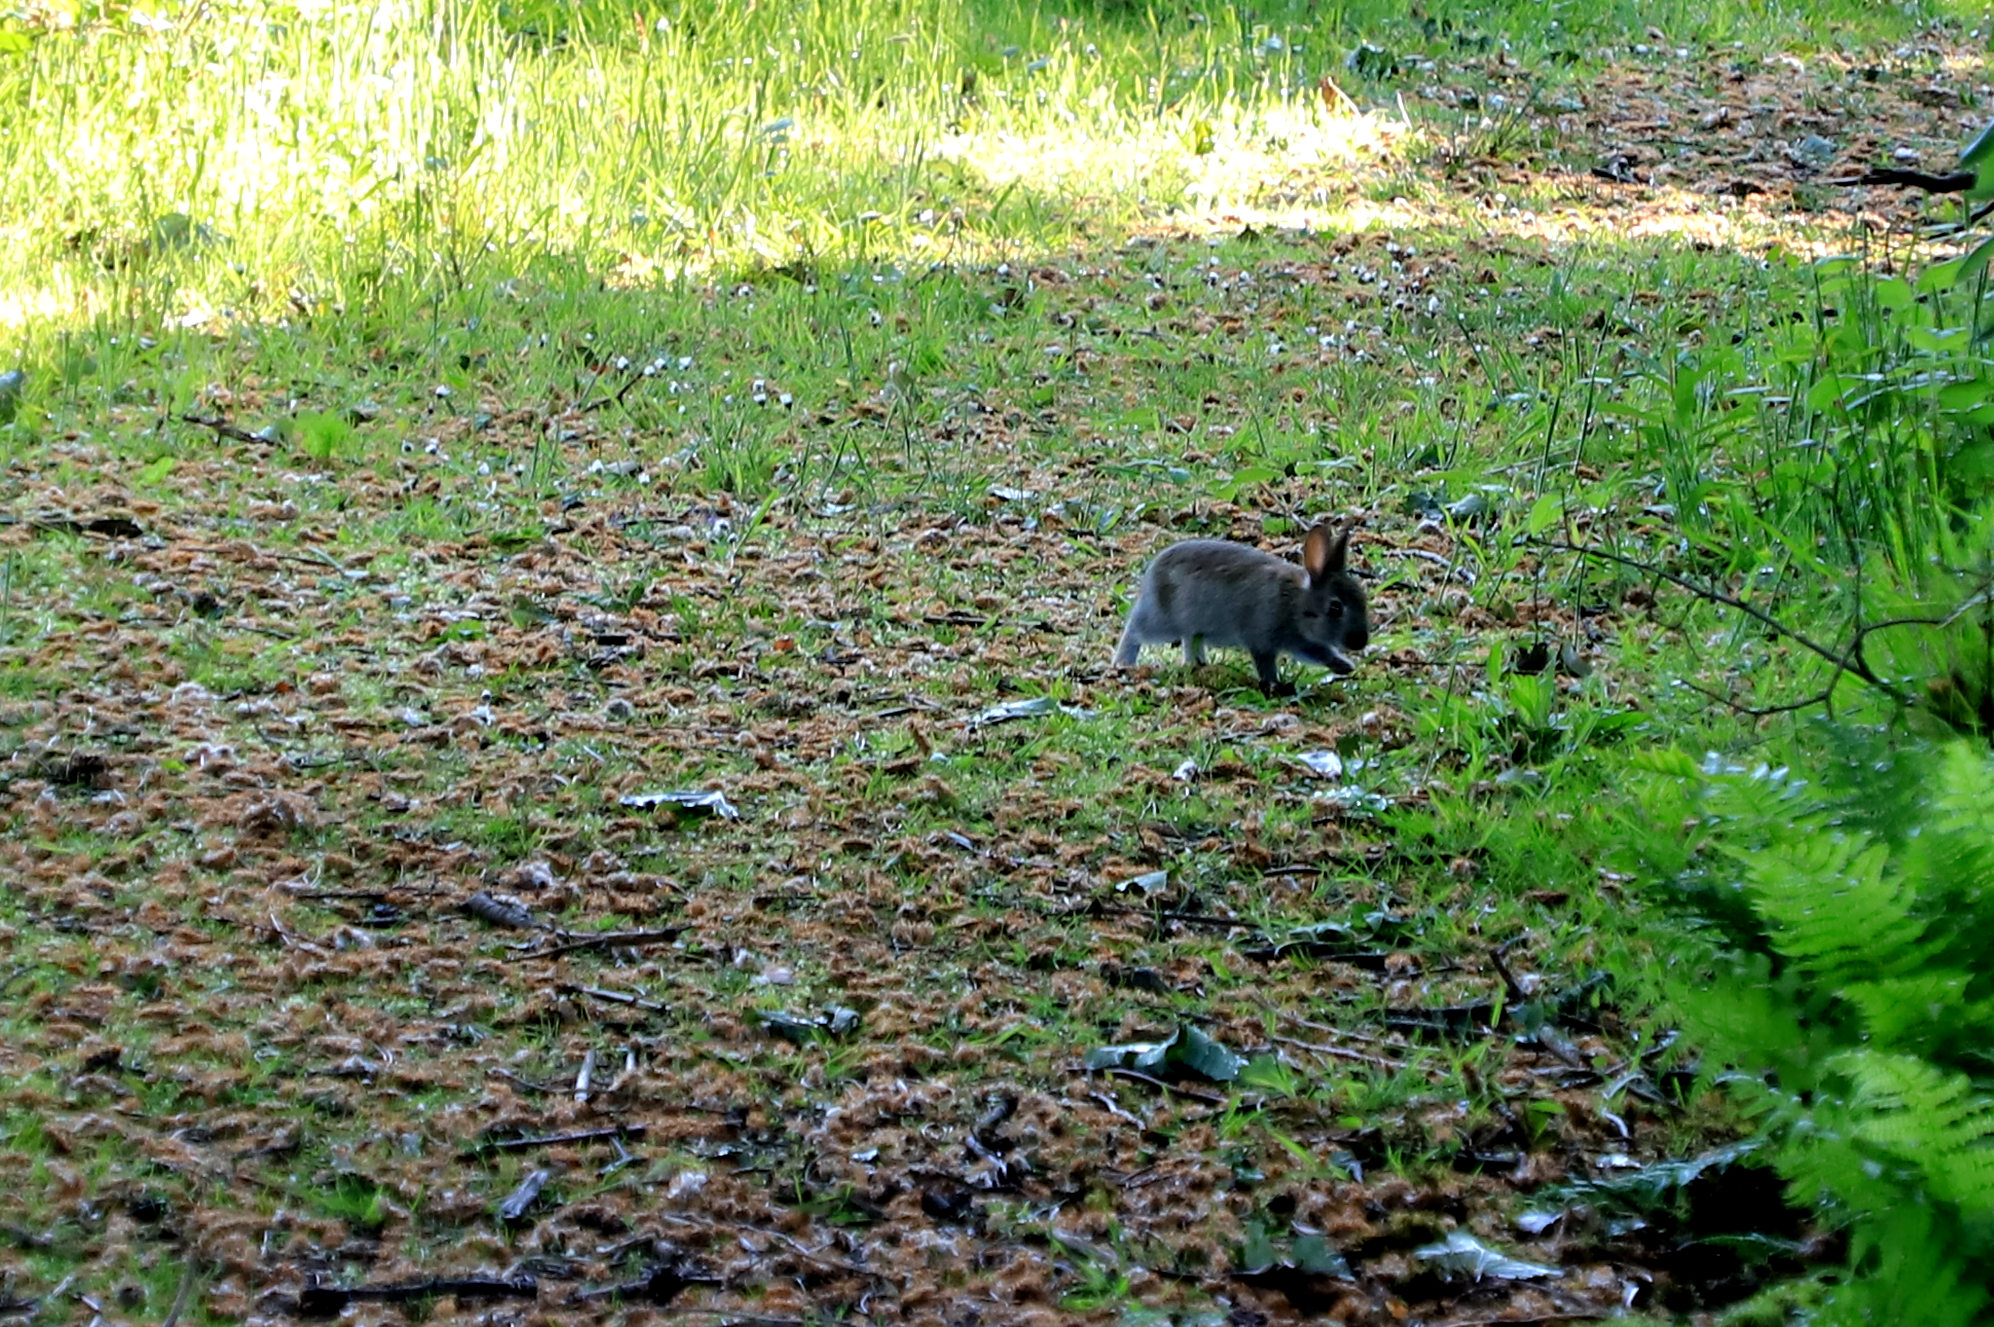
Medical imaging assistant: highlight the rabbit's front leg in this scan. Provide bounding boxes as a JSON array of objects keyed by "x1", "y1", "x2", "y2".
[
  {"x1": 1113, "y1": 619, "x2": 1143, "y2": 667},
  {"x1": 1250, "y1": 650, "x2": 1288, "y2": 694}
]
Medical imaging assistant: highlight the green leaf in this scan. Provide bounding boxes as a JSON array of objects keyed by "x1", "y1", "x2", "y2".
[
  {"x1": 1957, "y1": 118, "x2": 1994, "y2": 171},
  {"x1": 136, "y1": 454, "x2": 175, "y2": 486},
  {"x1": 1227, "y1": 465, "x2": 1282, "y2": 490},
  {"x1": 1920, "y1": 256, "x2": 1967, "y2": 296},
  {"x1": 1963, "y1": 234, "x2": 1994, "y2": 284},
  {"x1": 1926, "y1": 235, "x2": 1994, "y2": 294},
  {"x1": 1083, "y1": 1024, "x2": 1246, "y2": 1082},
  {"x1": 1873, "y1": 277, "x2": 1916, "y2": 313},
  {"x1": 1938, "y1": 381, "x2": 1992, "y2": 413},
  {"x1": 1290, "y1": 1235, "x2": 1352, "y2": 1277},
  {"x1": 1524, "y1": 492, "x2": 1562, "y2": 537},
  {"x1": 1948, "y1": 439, "x2": 1994, "y2": 489},
  {"x1": 1084, "y1": 1040, "x2": 1151, "y2": 1071},
  {"x1": 1172, "y1": 1025, "x2": 1248, "y2": 1081},
  {"x1": 1912, "y1": 327, "x2": 1972, "y2": 354},
  {"x1": 295, "y1": 411, "x2": 355, "y2": 460},
  {"x1": 1805, "y1": 373, "x2": 1851, "y2": 414}
]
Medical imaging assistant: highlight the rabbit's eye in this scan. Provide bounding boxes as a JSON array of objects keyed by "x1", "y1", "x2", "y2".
[{"x1": 1327, "y1": 601, "x2": 1343, "y2": 617}]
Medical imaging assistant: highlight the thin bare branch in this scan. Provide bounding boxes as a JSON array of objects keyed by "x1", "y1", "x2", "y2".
[{"x1": 1535, "y1": 538, "x2": 1916, "y2": 705}]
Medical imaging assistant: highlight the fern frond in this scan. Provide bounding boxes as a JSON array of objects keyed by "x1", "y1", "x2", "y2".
[
  {"x1": 1651, "y1": 730, "x2": 1994, "y2": 1322},
  {"x1": 1843, "y1": 971, "x2": 1977, "y2": 1055},
  {"x1": 1736, "y1": 834, "x2": 1933, "y2": 983},
  {"x1": 1823, "y1": 1199, "x2": 1990, "y2": 1327},
  {"x1": 1835, "y1": 1051, "x2": 1994, "y2": 1212}
]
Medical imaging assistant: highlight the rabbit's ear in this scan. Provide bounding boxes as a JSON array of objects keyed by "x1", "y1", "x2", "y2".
[{"x1": 1303, "y1": 524, "x2": 1348, "y2": 579}]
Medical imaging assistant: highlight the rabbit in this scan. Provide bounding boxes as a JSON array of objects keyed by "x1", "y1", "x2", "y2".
[{"x1": 1113, "y1": 523, "x2": 1368, "y2": 694}]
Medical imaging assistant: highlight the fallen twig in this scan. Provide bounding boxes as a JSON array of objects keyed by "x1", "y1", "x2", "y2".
[
  {"x1": 1849, "y1": 167, "x2": 1973, "y2": 193},
  {"x1": 298, "y1": 1274, "x2": 538, "y2": 1316},
  {"x1": 558, "y1": 983, "x2": 668, "y2": 1013},
  {"x1": 1534, "y1": 538, "x2": 1926, "y2": 706},
  {"x1": 461, "y1": 1124, "x2": 646, "y2": 1159},
  {"x1": 528, "y1": 927, "x2": 688, "y2": 960},
  {"x1": 568, "y1": 1262, "x2": 725, "y2": 1305},
  {"x1": 1099, "y1": 1067, "x2": 1229, "y2": 1106},
  {"x1": 1269, "y1": 1034, "x2": 1407, "y2": 1072},
  {"x1": 180, "y1": 412, "x2": 270, "y2": 445},
  {"x1": 159, "y1": 1259, "x2": 201, "y2": 1327},
  {"x1": 1259, "y1": 999, "x2": 1412, "y2": 1049}
]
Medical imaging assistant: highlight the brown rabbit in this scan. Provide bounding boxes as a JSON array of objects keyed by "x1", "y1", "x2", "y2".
[{"x1": 1113, "y1": 523, "x2": 1368, "y2": 693}]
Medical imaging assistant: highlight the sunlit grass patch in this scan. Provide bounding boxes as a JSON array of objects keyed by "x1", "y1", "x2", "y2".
[{"x1": 0, "y1": 0, "x2": 1399, "y2": 349}]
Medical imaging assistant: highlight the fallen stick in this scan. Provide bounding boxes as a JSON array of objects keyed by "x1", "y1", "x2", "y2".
[
  {"x1": 528, "y1": 927, "x2": 687, "y2": 960},
  {"x1": 298, "y1": 1274, "x2": 538, "y2": 1316},
  {"x1": 460, "y1": 1124, "x2": 646, "y2": 1159}
]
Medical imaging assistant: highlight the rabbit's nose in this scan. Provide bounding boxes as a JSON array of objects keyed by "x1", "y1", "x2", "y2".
[{"x1": 1347, "y1": 624, "x2": 1369, "y2": 653}]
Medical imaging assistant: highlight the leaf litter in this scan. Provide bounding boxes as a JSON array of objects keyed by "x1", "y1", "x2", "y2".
[{"x1": 2, "y1": 29, "x2": 1980, "y2": 1327}]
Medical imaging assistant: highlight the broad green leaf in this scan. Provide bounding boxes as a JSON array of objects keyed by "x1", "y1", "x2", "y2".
[
  {"x1": 1950, "y1": 234, "x2": 1994, "y2": 288},
  {"x1": 1227, "y1": 465, "x2": 1281, "y2": 490},
  {"x1": 1919, "y1": 255, "x2": 1967, "y2": 296},
  {"x1": 1172, "y1": 1025, "x2": 1248, "y2": 1081},
  {"x1": 1949, "y1": 440, "x2": 1994, "y2": 488},
  {"x1": 1524, "y1": 492, "x2": 1563, "y2": 537},
  {"x1": 1290, "y1": 1236, "x2": 1352, "y2": 1277},
  {"x1": 1912, "y1": 327, "x2": 1972, "y2": 354},
  {"x1": 1938, "y1": 380, "x2": 1992, "y2": 413},
  {"x1": 1805, "y1": 373, "x2": 1850, "y2": 414},
  {"x1": 1084, "y1": 1024, "x2": 1246, "y2": 1082},
  {"x1": 1873, "y1": 277, "x2": 1916, "y2": 313},
  {"x1": 1957, "y1": 118, "x2": 1994, "y2": 170}
]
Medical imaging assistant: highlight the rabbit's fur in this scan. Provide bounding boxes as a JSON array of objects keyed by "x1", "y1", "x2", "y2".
[{"x1": 1113, "y1": 523, "x2": 1368, "y2": 693}]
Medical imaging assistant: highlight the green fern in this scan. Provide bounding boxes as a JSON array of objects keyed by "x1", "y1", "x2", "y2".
[{"x1": 1645, "y1": 727, "x2": 1994, "y2": 1322}]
